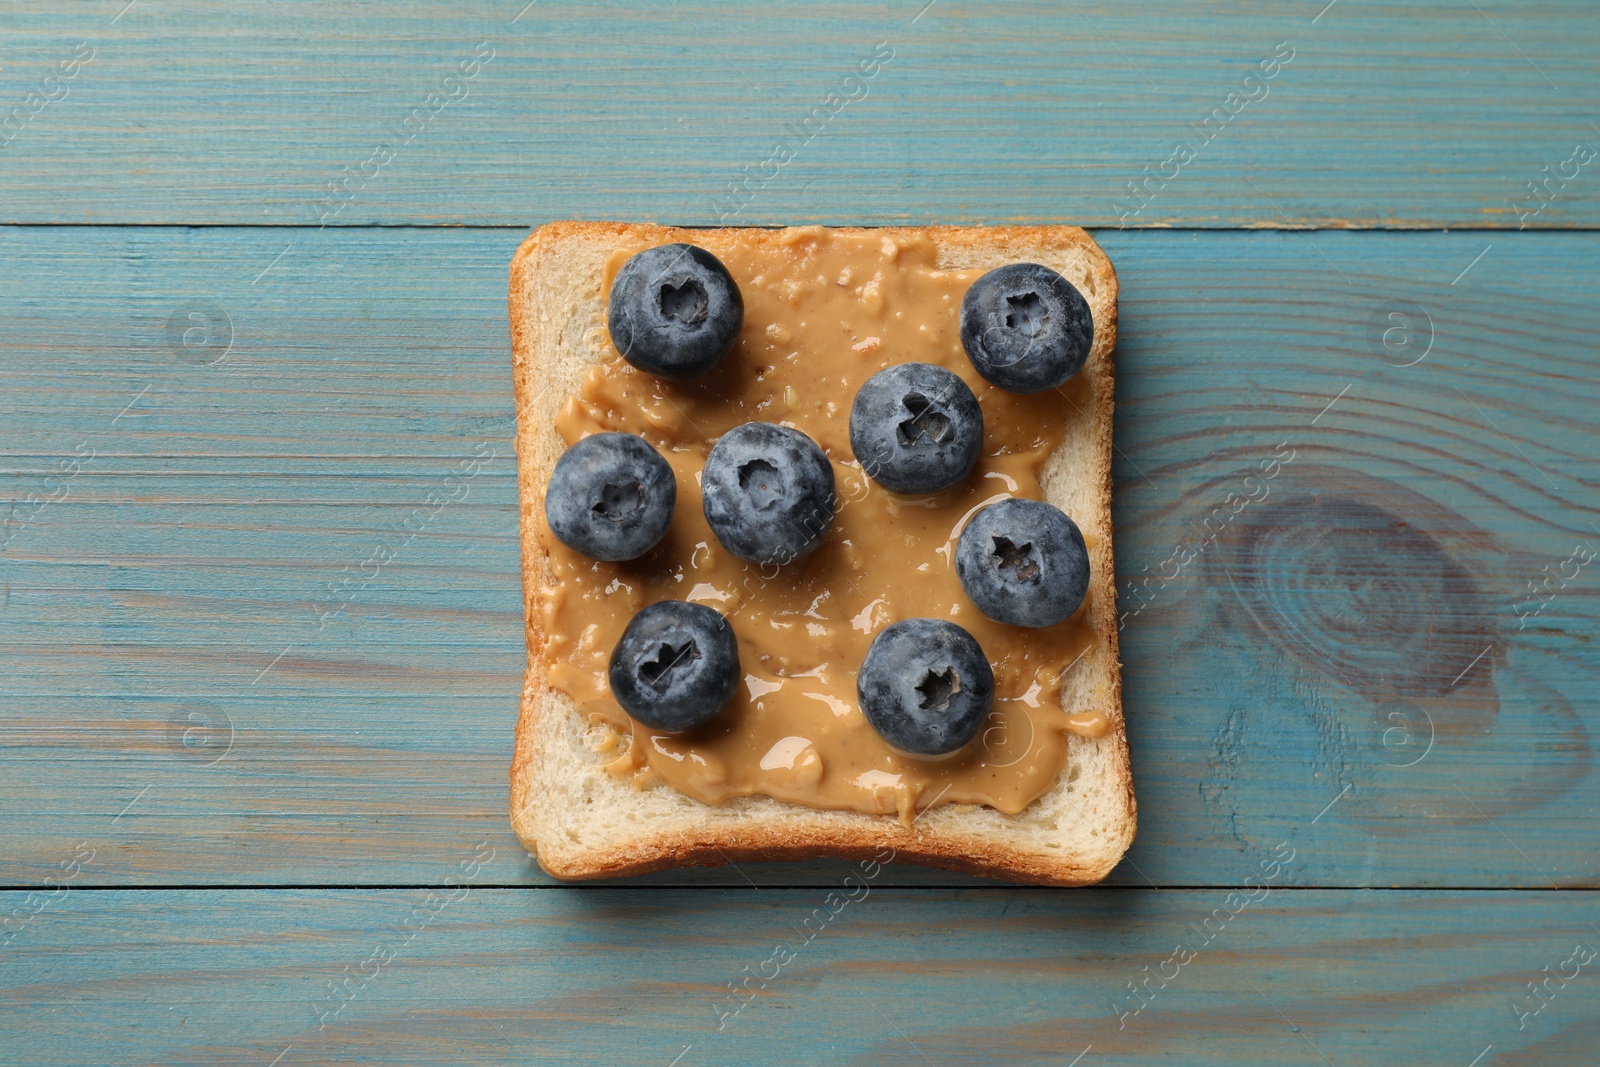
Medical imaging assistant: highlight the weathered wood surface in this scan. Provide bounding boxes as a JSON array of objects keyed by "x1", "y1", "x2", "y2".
[
  {"x1": 4, "y1": 888, "x2": 1599, "y2": 1065},
  {"x1": 1, "y1": 226, "x2": 1594, "y2": 887},
  {"x1": 3, "y1": 2, "x2": 1598, "y2": 1063},
  {"x1": 2, "y1": 1, "x2": 1599, "y2": 228}
]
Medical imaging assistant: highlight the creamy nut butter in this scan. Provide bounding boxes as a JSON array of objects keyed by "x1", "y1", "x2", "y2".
[{"x1": 538, "y1": 227, "x2": 1110, "y2": 823}]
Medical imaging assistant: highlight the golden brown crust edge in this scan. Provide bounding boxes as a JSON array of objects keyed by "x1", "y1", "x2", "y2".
[
  {"x1": 506, "y1": 229, "x2": 544, "y2": 860},
  {"x1": 508, "y1": 223, "x2": 1131, "y2": 886}
]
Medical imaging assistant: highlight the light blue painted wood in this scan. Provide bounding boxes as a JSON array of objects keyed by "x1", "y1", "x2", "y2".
[
  {"x1": 3, "y1": 888, "x2": 1599, "y2": 1064},
  {"x1": 0, "y1": 226, "x2": 1594, "y2": 887},
  {"x1": 0, "y1": 1, "x2": 1597, "y2": 227},
  {"x1": 1, "y1": 2, "x2": 1597, "y2": 1060}
]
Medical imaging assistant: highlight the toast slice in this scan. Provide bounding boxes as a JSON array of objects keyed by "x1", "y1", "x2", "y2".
[{"x1": 509, "y1": 223, "x2": 1133, "y2": 885}]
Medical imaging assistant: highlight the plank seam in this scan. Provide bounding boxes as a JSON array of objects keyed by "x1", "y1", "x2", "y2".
[
  {"x1": 6, "y1": 224, "x2": 1600, "y2": 233},
  {"x1": 2, "y1": 884, "x2": 1596, "y2": 892}
]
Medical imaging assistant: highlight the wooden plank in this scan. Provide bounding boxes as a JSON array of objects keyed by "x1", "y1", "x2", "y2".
[
  {"x1": 3, "y1": 887, "x2": 1599, "y2": 1064},
  {"x1": 0, "y1": 227, "x2": 1595, "y2": 887},
  {"x1": 2, "y1": 1, "x2": 1598, "y2": 227}
]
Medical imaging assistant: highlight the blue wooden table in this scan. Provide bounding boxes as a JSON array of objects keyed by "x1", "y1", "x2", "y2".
[{"x1": 3, "y1": 2, "x2": 1598, "y2": 1063}]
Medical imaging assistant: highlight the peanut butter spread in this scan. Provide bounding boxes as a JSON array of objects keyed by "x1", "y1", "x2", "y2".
[{"x1": 537, "y1": 227, "x2": 1109, "y2": 823}]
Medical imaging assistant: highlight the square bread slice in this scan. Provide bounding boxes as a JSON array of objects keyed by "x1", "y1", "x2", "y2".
[{"x1": 509, "y1": 223, "x2": 1133, "y2": 886}]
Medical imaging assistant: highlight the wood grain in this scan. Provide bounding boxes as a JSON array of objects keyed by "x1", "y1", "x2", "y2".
[
  {"x1": 0, "y1": 226, "x2": 1594, "y2": 887},
  {"x1": 1, "y1": 1, "x2": 1597, "y2": 227},
  {"x1": 3, "y1": 887, "x2": 1599, "y2": 1065},
  {"x1": 3, "y1": 3, "x2": 1596, "y2": 1063}
]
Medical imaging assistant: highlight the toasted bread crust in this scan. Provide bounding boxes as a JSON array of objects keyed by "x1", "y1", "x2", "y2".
[{"x1": 509, "y1": 223, "x2": 1132, "y2": 886}]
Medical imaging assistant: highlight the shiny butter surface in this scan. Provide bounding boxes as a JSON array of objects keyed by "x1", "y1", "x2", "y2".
[{"x1": 538, "y1": 227, "x2": 1107, "y2": 822}]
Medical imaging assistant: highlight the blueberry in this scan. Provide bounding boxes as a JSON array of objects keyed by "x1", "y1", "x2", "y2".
[
  {"x1": 544, "y1": 432, "x2": 676, "y2": 561},
  {"x1": 856, "y1": 619, "x2": 994, "y2": 757},
  {"x1": 849, "y1": 362, "x2": 983, "y2": 494},
  {"x1": 609, "y1": 600, "x2": 740, "y2": 733},
  {"x1": 607, "y1": 244, "x2": 744, "y2": 381},
  {"x1": 959, "y1": 262, "x2": 1093, "y2": 393},
  {"x1": 955, "y1": 498, "x2": 1090, "y2": 628},
  {"x1": 701, "y1": 422, "x2": 836, "y2": 566}
]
